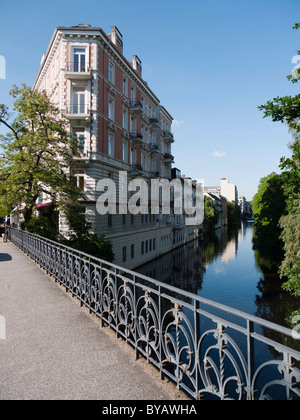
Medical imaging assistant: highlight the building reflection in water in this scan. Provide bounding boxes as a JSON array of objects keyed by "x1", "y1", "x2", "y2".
[
  {"x1": 136, "y1": 225, "x2": 238, "y2": 296},
  {"x1": 136, "y1": 221, "x2": 300, "y2": 351}
]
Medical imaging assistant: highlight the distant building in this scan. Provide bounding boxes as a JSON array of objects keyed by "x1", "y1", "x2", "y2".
[
  {"x1": 204, "y1": 186, "x2": 221, "y2": 196},
  {"x1": 220, "y1": 178, "x2": 238, "y2": 204},
  {"x1": 204, "y1": 192, "x2": 228, "y2": 228},
  {"x1": 238, "y1": 196, "x2": 247, "y2": 214}
]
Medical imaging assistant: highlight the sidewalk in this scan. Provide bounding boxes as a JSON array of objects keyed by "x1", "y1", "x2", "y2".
[{"x1": 0, "y1": 241, "x2": 183, "y2": 400}]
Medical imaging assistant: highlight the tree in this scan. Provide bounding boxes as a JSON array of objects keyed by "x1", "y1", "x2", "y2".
[
  {"x1": 252, "y1": 172, "x2": 286, "y2": 261},
  {"x1": 227, "y1": 201, "x2": 240, "y2": 226},
  {"x1": 0, "y1": 84, "x2": 114, "y2": 262},
  {"x1": 63, "y1": 204, "x2": 114, "y2": 262},
  {"x1": 258, "y1": 22, "x2": 300, "y2": 320},
  {"x1": 0, "y1": 84, "x2": 81, "y2": 224},
  {"x1": 203, "y1": 195, "x2": 219, "y2": 231}
]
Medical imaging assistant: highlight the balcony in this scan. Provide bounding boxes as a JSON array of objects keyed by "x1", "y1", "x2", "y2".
[
  {"x1": 149, "y1": 144, "x2": 159, "y2": 154},
  {"x1": 149, "y1": 171, "x2": 160, "y2": 179},
  {"x1": 65, "y1": 104, "x2": 90, "y2": 122},
  {"x1": 130, "y1": 163, "x2": 143, "y2": 176},
  {"x1": 163, "y1": 131, "x2": 174, "y2": 143},
  {"x1": 163, "y1": 153, "x2": 174, "y2": 163},
  {"x1": 149, "y1": 117, "x2": 159, "y2": 128},
  {"x1": 129, "y1": 99, "x2": 143, "y2": 116},
  {"x1": 130, "y1": 131, "x2": 143, "y2": 145},
  {"x1": 65, "y1": 62, "x2": 91, "y2": 79}
]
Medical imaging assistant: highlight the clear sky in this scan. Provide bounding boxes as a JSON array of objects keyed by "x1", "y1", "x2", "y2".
[{"x1": 0, "y1": 0, "x2": 300, "y2": 200}]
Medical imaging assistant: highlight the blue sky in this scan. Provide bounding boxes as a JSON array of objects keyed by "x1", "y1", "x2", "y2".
[{"x1": 0, "y1": 0, "x2": 300, "y2": 200}]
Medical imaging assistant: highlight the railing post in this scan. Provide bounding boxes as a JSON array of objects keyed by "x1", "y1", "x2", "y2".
[
  {"x1": 194, "y1": 299, "x2": 200, "y2": 400},
  {"x1": 246, "y1": 319, "x2": 255, "y2": 400},
  {"x1": 158, "y1": 284, "x2": 164, "y2": 381}
]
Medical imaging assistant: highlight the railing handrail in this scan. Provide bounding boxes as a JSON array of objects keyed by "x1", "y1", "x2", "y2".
[
  {"x1": 9, "y1": 227, "x2": 300, "y2": 400},
  {"x1": 65, "y1": 104, "x2": 90, "y2": 114},
  {"x1": 8, "y1": 227, "x2": 299, "y2": 343},
  {"x1": 65, "y1": 62, "x2": 90, "y2": 72}
]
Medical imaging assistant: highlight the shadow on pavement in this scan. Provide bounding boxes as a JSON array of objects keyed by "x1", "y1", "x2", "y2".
[{"x1": 0, "y1": 253, "x2": 12, "y2": 262}]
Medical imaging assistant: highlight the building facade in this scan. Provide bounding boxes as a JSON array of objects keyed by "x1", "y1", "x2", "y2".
[
  {"x1": 33, "y1": 24, "x2": 199, "y2": 269},
  {"x1": 220, "y1": 178, "x2": 238, "y2": 204}
]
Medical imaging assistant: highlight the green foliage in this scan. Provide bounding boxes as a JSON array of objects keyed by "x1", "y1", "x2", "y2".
[
  {"x1": 0, "y1": 84, "x2": 82, "y2": 223},
  {"x1": 252, "y1": 172, "x2": 286, "y2": 260},
  {"x1": 280, "y1": 211, "x2": 300, "y2": 297},
  {"x1": 0, "y1": 85, "x2": 114, "y2": 263},
  {"x1": 63, "y1": 204, "x2": 114, "y2": 262},
  {"x1": 203, "y1": 195, "x2": 219, "y2": 231},
  {"x1": 26, "y1": 210, "x2": 59, "y2": 241},
  {"x1": 227, "y1": 201, "x2": 240, "y2": 226},
  {"x1": 256, "y1": 21, "x2": 300, "y2": 321}
]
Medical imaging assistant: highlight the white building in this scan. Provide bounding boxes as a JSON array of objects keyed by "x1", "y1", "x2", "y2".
[
  {"x1": 33, "y1": 24, "x2": 201, "y2": 269},
  {"x1": 220, "y1": 178, "x2": 238, "y2": 204}
]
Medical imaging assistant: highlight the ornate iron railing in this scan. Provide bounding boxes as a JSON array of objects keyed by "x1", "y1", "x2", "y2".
[{"x1": 9, "y1": 228, "x2": 300, "y2": 400}]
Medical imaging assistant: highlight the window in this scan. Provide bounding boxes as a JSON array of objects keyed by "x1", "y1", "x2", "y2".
[
  {"x1": 131, "y1": 244, "x2": 135, "y2": 259},
  {"x1": 122, "y1": 142, "x2": 128, "y2": 162},
  {"x1": 108, "y1": 214, "x2": 113, "y2": 227},
  {"x1": 122, "y1": 214, "x2": 127, "y2": 225},
  {"x1": 78, "y1": 176, "x2": 84, "y2": 191},
  {"x1": 108, "y1": 97, "x2": 114, "y2": 120},
  {"x1": 72, "y1": 170, "x2": 85, "y2": 191},
  {"x1": 130, "y1": 115, "x2": 136, "y2": 132},
  {"x1": 130, "y1": 86, "x2": 135, "y2": 103},
  {"x1": 72, "y1": 127, "x2": 85, "y2": 152},
  {"x1": 122, "y1": 109, "x2": 127, "y2": 128},
  {"x1": 141, "y1": 152, "x2": 144, "y2": 170},
  {"x1": 73, "y1": 48, "x2": 86, "y2": 72},
  {"x1": 141, "y1": 241, "x2": 144, "y2": 255},
  {"x1": 72, "y1": 87, "x2": 85, "y2": 114},
  {"x1": 108, "y1": 134, "x2": 114, "y2": 157},
  {"x1": 122, "y1": 246, "x2": 127, "y2": 262},
  {"x1": 130, "y1": 147, "x2": 136, "y2": 164},
  {"x1": 109, "y1": 61, "x2": 114, "y2": 83},
  {"x1": 122, "y1": 77, "x2": 127, "y2": 96}
]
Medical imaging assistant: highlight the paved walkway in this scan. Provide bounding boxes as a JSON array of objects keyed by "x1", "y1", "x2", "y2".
[{"x1": 0, "y1": 241, "x2": 183, "y2": 400}]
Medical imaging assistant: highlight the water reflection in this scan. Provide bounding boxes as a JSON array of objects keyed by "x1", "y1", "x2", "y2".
[{"x1": 136, "y1": 221, "x2": 300, "y2": 333}]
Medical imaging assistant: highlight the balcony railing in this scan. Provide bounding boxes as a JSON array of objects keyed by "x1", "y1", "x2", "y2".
[
  {"x1": 149, "y1": 144, "x2": 159, "y2": 153},
  {"x1": 65, "y1": 62, "x2": 91, "y2": 76},
  {"x1": 149, "y1": 117, "x2": 159, "y2": 128},
  {"x1": 66, "y1": 62, "x2": 90, "y2": 72},
  {"x1": 129, "y1": 163, "x2": 143, "y2": 175},
  {"x1": 129, "y1": 99, "x2": 143, "y2": 115},
  {"x1": 65, "y1": 104, "x2": 90, "y2": 116},
  {"x1": 163, "y1": 131, "x2": 174, "y2": 143},
  {"x1": 163, "y1": 153, "x2": 174, "y2": 163},
  {"x1": 130, "y1": 131, "x2": 143, "y2": 145},
  {"x1": 8, "y1": 227, "x2": 300, "y2": 401}
]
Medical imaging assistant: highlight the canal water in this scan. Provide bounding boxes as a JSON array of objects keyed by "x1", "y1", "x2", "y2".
[
  {"x1": 137, "y1": 220, "x2": 300, "y2": 329},
  {"x1": 136, "y1": 221, "x2": 300, "y2": 399}
]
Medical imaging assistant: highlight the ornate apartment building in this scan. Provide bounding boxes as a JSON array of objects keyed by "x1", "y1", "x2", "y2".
[{"x1": 33, "y1": 24, "x2": 199, "y2": 269}]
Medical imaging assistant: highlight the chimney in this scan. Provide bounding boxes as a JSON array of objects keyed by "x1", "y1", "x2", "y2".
[
  {"x1": 110, "y1": 26, "x2": 123, "y2": 53},
  {"x1": 131, "y1": 55, "x2": 142, "y2": 77}
]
